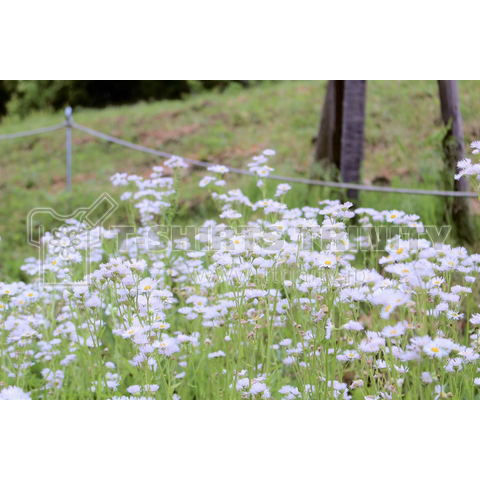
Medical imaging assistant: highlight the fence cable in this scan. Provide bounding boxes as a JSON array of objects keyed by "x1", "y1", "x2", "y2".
[
  {"x1": 71, "y1": 122, "x2": 478, "y2": 198},
  {"x1": 0, "y1": 122, "x2": 67, "y2": 140},
  {"x1": 0, "y1": 120, "x2": 477, "y2": 198}
]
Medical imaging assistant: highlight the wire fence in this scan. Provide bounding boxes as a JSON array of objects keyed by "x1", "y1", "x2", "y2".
[{"x1": 0, "y1": 109, "x2": 477, "y2": 198}]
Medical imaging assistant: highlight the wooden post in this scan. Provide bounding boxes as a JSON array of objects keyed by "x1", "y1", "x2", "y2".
[
  {"x1": 313, "y1": 81, "x2": 332, "y2": 165},
  {"x1": 340, "y1": 81, "x2": 367, "y2": 200},
  {"x1": 313, "y1": 80, "x2": 366, "y2": 199},
  {"x1": 438, "y1": 80, "x2": 474, "y2": 244},
  {"x1": 313, "y1": 80, "x2": 344, "y2": 182},
  {"x1": 330, "y1": 80, "x2": 344, "y2": 174}
]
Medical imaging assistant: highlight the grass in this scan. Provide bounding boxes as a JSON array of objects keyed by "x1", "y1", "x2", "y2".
[{"x1": 1, "y1": 80, "x2": 480, "y2": 280}]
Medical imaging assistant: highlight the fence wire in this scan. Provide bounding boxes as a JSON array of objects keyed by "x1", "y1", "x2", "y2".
[
  {"x1": 0, "y1": 120, "x2": 477, "y2": 198},
  {"x1": 71, "y1": 122, "x2": 478, "y2": 198},
  {"x1": 0, "y1": 122, "x2": 67, "y2": 140}
]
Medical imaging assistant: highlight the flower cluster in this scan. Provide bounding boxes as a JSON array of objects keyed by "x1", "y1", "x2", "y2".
[
  {"x1": 2, "y1": 147, "x2": 480, "y2": 400},
  {"x1": 455, "y1": 140, "x2": 480, "y2": 198}
]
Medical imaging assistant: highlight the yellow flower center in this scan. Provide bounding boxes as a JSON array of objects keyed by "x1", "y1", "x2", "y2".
[
  {"x1": 325, "y1": 260, "x2": 332, "y2": 265},
  {"x1": 431, "y1": 347, "x2": 439, "y2": 353},
  {"x1": 396, "y1": 248, "x2": 403, "y2": 254},
  {"x1": 144, "y1": 286, "x2": 151, "y2": 290}
]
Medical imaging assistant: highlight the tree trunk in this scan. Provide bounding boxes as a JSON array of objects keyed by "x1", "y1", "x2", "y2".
[
  {"x1": 438, "y1": 80, "x2": 474, "y2": 244},
  {"x1": 340, "y1": 81, "x2": 367, "y2": 200}
]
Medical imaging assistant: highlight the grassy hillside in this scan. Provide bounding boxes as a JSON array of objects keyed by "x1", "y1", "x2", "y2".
[{"x1": 1, "y1": 80, "x2": 480, "y2": 280}]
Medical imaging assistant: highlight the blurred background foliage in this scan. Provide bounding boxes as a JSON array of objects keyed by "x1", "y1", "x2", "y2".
[{"x1": 0, "y1": 80, "x2": 253, "y2": 120}]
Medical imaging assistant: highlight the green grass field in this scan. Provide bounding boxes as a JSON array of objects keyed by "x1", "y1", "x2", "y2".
[{"x1": 1, "y1": 80, "x2": 480, "y2": 280}]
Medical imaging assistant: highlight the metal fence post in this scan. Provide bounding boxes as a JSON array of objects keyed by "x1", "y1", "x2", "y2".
[{"x1": 65, "y1": 106, "x2": 73, "y2": 193}]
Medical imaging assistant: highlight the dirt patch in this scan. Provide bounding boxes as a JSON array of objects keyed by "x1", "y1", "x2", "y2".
[
  {"x1": 91, "y1": 116, "x2": 133, "y2": 138},
  {"x1": 49, "y1": 175, "x2": 66, "y2": 193},
  {"x1": 48, "y1": 173, "x2": 99, "y2": 193},
  {"x1": 74, "y1": 173, "x2": 97, "y2": 183},
  {"x1": 468, "y1": 126, "x2": 480, "y2": 139},
  {"x1": 209, "y1": 144, "x2": 265, "y2": 163},
  {"x1": 132, "y1": 111, "x2": 182, "y2": 129},
  {"x1": 72, "y1": 134, "x2": 96, "y2": 147},
  {"x1": 98, "y1": 115, "x2": 128, "y2": 129},
  {"x1": 190, "y1": 100, "x2": 217, "y2": 112},
  {"x1": 364, "y1": 165, "x2": 415, "y2": 184},
  {"x1": 133, "y1": 101, "x2": 217, "y2": 128},
  {"x1": 469, "y1": 198, "x2": 480, "y2": 216},
  {"x1": 208, "y1": 113, "x2": 231, "y2": 125},
  {"x1": 137, "y1": 124, "x2": 201, "y2": 146},
  {"x1": 297, "y1": 85, "x2": 316, "y2": 95}
]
